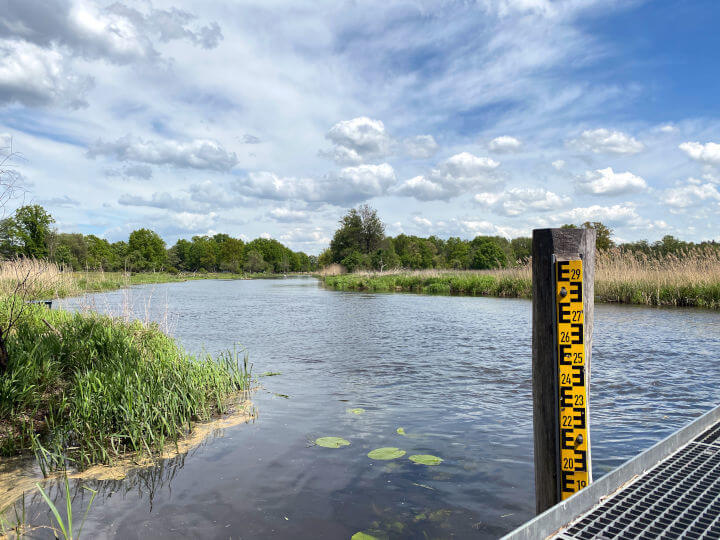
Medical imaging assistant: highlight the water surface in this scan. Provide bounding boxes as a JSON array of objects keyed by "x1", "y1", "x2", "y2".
[{"x1": 16, "y1": 277, "x2": 720, "y2": 538}]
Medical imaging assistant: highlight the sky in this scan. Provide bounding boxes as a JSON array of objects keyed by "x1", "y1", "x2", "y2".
[{"x1": 1, "y1": 0, "x2": 719, "y2": 254}]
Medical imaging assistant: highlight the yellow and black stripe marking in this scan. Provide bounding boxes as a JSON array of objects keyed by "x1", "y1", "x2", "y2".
[{"x1": 555, "y1": 259, "x2": 590, "y2": 500}]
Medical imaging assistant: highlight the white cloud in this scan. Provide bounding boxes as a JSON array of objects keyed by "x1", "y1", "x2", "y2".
[
  {"x1": 87, "y1": 135, "x2": 239, "y2": 171},
  {"x1": 170, "y1": 211, "x2": 217, "y2": 231},
  {"x1": 552, "y1": 160, "x2": 565, "y2": 170},
  {"x1": 662, "y1": 178, "x2": 720, "y2": 209},
  {"x1": 576, "y1": 167, "x2": 648, "y2": 196},
  {"x1": 570, "y1": 128, "x2": 644, "y2": 155},
  {"x1": 394, "y1": 152, "x2": 501, "y2": 201},
  {"x1": 679, "y1": 141, "x2": 720, "y2": 166},
  {"x1": 321, "y1": 117, "x2": 391, "y2": 164},
  {"x1": 268, "y1": 207, "x2": 310, "y2": 222},
  {"x1": 658, "y1": 124, "x2": 676, "y2": 133},
  {"x1": 475, "y1": 187, "x2": 570, "y2": 215},
  {"x1": 489, "y1": 135, "x2": 522, "y2": 153},
  {"x1": 553, "y1": 203, "x2": 641, "y2": 225},
  {"x1": 412, "y1": 216, "x2": 433, "y2": 228},
  {"x1": 279, "y1": 227, "x2": 331, "y2": 248},
  {"x1": 403, "y1": 135, "x2": 439, "y2": 159},
  {"x1": 0, "y1": 39, "x2": 92, "y2": 107},
  {"x1": 233, "y1": 163, "x2": 396, "y2": 205},
  {"x1": 118, "y1": 192, "x2": 205, "y2": 212},
  {"x1": 457, "y1": 219, "x2": 529, "y2": 239}
]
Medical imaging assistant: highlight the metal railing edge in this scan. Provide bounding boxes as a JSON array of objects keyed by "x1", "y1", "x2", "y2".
[{"x1": 502, "y1": 403, "x2": 720, "y2": 540}]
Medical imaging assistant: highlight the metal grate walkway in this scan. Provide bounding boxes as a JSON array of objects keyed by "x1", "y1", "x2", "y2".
[{"x1": 504, "y1": 405, "x2": 720, "y2": 540}]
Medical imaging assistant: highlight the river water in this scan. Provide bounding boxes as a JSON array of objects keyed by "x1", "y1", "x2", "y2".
[{"x1": 16, "y1": 277, "x2": 720, "y2": 538}]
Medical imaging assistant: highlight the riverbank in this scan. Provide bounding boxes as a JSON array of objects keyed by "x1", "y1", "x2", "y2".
[
  {"x1": 0, "y1": 259, "x2": 295, "y2": 301},
  {"x1": 321, "y1": 248, "x2": 720, "y2": 309},
  {"x1": 0, "y1": 301, "x2": 251, "y2": 470}
]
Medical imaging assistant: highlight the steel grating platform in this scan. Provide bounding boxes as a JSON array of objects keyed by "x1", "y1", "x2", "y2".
[{"x1": 504, "y1": 404, "x2": 720, "y2": 540}]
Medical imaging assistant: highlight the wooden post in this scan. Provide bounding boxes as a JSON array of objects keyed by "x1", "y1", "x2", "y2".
[{"x1": 532, "y1": 228, "x2": 595, "y2": 514}]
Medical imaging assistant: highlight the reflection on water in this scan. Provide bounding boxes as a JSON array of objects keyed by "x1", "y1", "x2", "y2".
[{"x1": 5, "y1": 277, "x2": 719, "y2": 539}]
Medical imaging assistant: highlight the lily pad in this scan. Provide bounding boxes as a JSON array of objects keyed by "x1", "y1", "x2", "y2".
[
  {"x1": 315, "y1": 437, "x2": 350, "y2": 448},
  {"x1": 351, "y1": 532, "x2": 385, "y2": 540},
  {"x1": 368, "y1": 447, "x2": 406, "y2": 460},
  {"x1": 348, "y1": 408, "x2": 366, "y2": 415},
  {"x1": 396, "y1": 427, "x2": 406, "y2": 436},
  {"x1": 409, "y1": 454, "x2": 443, "y2": 465}
]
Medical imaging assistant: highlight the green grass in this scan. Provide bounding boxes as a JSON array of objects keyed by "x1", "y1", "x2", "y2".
[
  {"x1": 322, "y1": 272, "x2": 532, "y2": 298},
  {"x1": 0, "y1": 300, "x2": 251, "y2": 469},
  {"x1": 321, "y1": 270, "x2": 720, "y2": 309}
]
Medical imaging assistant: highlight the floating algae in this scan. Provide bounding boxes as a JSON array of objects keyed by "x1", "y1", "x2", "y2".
[
  {"x1": 396, "y1": 427, "x2": 406, "y2": 436},
  {"x1": 315, "y1": 437, "x2": 350, "y2": 448},
  {"x1": 368, "y1": 447, "x2": 406, "y2": 460},
  {"x1": 351, "y1": 531, "x2": 386, "y2": 540},
  {"x1": 409, "y1": 454, "x2": 443, "y2": 465},
  {"x1": 347, "y1": 408, "x2": 366, "y2": 415}
]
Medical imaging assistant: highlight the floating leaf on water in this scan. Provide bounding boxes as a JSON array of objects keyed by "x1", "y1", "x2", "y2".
[
  {"x1": 409, "y1": 454, "x2": 443, "y2": 466},
  {"x1": 260, "y1": 371, "x2": 282, "y2": 377},
  {"x1": 351, "y1": 532, "x2": 384, "y2": 540},
  {"x1": 347, "y1": 408, "x2": 366, "y2": 415},
  {"x1": 274, "y1": 393, "x2": 290, "y2": 399},
  {"x1": 396, "y1": 427, "x2": 406, "y2": 436},
  {"x1": 368, "y1": 447, "x2": 406, "y2": 460},
  {"x1": 315, "y1": 437, "x2": 350, "y2": 448}
]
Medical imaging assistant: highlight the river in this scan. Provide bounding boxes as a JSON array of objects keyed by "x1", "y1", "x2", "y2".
[{"x1": 14, "y1": 276, "x2": 720, "y2": 538}]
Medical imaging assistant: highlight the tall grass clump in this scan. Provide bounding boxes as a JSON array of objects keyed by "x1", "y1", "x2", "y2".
[{"x1": 0, "y1": 300, "x2": 250, "y2": 469}]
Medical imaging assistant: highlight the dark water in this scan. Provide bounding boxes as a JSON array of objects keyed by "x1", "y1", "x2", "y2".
[{"x1": 18, "y1": 277, "x2": 720, "y2": 538}]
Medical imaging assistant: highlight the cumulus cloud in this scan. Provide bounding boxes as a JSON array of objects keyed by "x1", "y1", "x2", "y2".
[
  {"x1": 576, "y1": 167, "x2": 648, "y2": 196},
  {"x1": 662, "y1": 178, "x2": 720, "y2": 209},
  {"x1": 474, "y1": 187, "x2": 570, "y2": 216},
  {"x1": 0, "y1": 39, "x2": 92, "y2": 107},
  {"x1": 552, "y1": 160, "x2": 565, "y2": 170},
  {"x1": 570, "y1": 128, "x2": 644, "y2": 155},
  {"x1": 0, "y1": 0, "x2": 223, "y2": 64},
  {"x1": 169, "y1": 211, "x2": 218, "y2": 231},
  {"x1": 88, "y1": 136, "x2": 239, "y2": 171},
  {"x1": 321, "y1": 117, "x2": 391, "y2": 165},
  {"x1": 393, "y1": 152, "x2": 501, "y2": 201},
  {"x1": 268, "y1": 207, "x2": 310, "y2": 222},
  {"x1": 233, "y1": 163, "x2": 396, "y2": 205},
  {"x1": 402, "y1": 135, "x2": 439, "y2": 159},
  {"x1": 279, "y1": 227, "x2": 331, "y2": 247},
  {"x1": 679, "y1": 141, "x2": 720, "y2": 166},
  {"x1": 552, "y1": 203, "x2": 641, "y2": 225},
  {"x1": 489, "y1": 135, "x2": 522, "y2": 153}
]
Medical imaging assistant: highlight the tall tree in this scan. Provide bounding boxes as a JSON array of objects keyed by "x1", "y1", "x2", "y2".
[
  {"x1": 358, "y1": 204, "x2": 385, "y2": 254},
  {"x1": 127, "y1": 228, "x2": 166, "y2": 271},
  {"x1": 5, "y1": 205, "x2": 55, "y2": 258}
]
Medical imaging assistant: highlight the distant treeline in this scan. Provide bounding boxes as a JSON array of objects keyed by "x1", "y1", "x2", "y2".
[
  {"x1": 319, "y1": 206, "x2": 720, "y2": 272},
  {"x1": 0, "y1": 205, "x2": 317, "y2": 273}
]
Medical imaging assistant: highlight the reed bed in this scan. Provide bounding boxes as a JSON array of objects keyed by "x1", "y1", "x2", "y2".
[
  {"x1": 0, "y1": 259, "x2": 253, "y2": 301},
  {"x1": 322, "y1": 247, "x2": 720, "y2": 308},
  {"x1": 0, "y1": 301, "x2": 251, "y2": 470}
]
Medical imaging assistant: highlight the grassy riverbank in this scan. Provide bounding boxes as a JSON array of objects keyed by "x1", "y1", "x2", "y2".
[
  {"x1": 0, "y1": 301, "x2": 251, "y2": 469},
  {"x1": 322, "y1": 248, "x2": 720, "y2": 309},
  {"x1": 0, "y1": 259, "x2": 292, "y2": 301}
]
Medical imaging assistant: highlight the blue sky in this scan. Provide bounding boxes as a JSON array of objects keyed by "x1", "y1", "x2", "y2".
[{"x1": 1, "y1": 0, "x2": 718, "y2": 254}]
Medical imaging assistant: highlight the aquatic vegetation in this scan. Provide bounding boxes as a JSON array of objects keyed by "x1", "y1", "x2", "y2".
[
  {"x1": 321, "y1": 246, "x2": 720, "y2": 308},
  {"x1": 36, "y1": 477, "x2": 97, "y2": 540},
  {"x1": 0, "y1": 301, "x2": 251, "y2": 469},
  {"x1": 351, "y1": 531, "x2": 385, "y2": 540},
  {"x1": 409, "y1": 454, "x2": 443, "y2": 466},
  {"x1": 348, "y1": 408, "x2": 366, "y2": 415},
  {"x1": 396, "y1": 427, "x2": 406, "y2": 436},
  {"x1": 367, "y1": 447, "x2": 406, "y2": 460},
  {"x1": 315, "y1": 437, "x2": 350, "y2": 448},
  {"x1": 260, "y1": 371, "x2": 282, "y2": 377}
]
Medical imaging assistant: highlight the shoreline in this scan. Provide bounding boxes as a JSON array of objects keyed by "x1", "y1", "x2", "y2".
[{"x1": 319, "y1": 271, "x2": 720, "y2": 309}]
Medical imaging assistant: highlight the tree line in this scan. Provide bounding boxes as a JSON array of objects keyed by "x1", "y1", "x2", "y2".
[
  {"x1": 0, "y1": 205, "x2": 317, "y2": 273},
  {"x1": 319, "y1": 205, "x2": 720, "y2": 272}
]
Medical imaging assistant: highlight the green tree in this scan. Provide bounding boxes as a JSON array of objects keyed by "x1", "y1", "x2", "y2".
[
  {"x1": 127, "y1": 228, "x2": 166, "y2": 271},
  {"x1": 510, "y1": 237, "x2": 532, "y2": 263},
  {"x1": 582, "y1": 221, "x2": 615, "y2": 250},
  {"x1": 243, "y1": 249, "x2": 267, "y2": 273},
  {"x1": 470, "y1": 236, "x2": 507, "y2": 269},
  {"x1": 3, "y1": 205, "x2": 55, "y2": 258}
]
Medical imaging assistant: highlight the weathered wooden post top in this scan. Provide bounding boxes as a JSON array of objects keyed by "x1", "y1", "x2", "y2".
[{"x1": 532, "y1": 228, "x2": 596, "y2": 514}]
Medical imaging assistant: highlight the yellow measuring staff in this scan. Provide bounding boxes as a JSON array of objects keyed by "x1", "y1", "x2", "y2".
[{"x1": 555, "y1": 259, "x2": 591, "y2": 500}]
